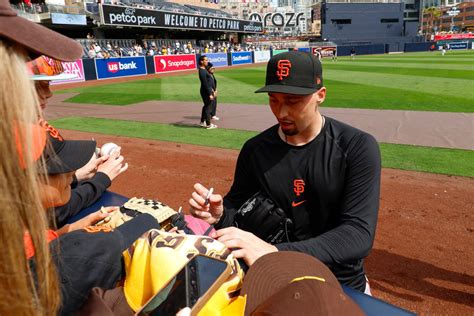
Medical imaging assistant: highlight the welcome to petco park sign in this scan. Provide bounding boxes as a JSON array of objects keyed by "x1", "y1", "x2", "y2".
[{"x1": 100, "y1": 4, "x2": 263, "y2": 33}]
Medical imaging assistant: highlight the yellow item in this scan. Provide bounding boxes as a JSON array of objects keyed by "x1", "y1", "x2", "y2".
[{"x1": 123, "y1": 229, "x2": 244, "y2": 314}]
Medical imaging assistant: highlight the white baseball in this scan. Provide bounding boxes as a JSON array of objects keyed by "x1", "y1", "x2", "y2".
[{"x1": 100, "y1": 142, "x2": 120, "y2": 157}]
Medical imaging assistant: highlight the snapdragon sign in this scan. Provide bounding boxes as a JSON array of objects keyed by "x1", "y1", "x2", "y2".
[{"x1": 100, "y1": 4, "x2": 263, "y2": 33}]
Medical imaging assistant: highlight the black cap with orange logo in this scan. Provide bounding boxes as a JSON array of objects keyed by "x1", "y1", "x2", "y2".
[
  {"x1": 255, "y1": 51, "x2": 323, "y2": 95},
  {"x1": 40, "y1": 121, "x2": 96, "y2": 174}
]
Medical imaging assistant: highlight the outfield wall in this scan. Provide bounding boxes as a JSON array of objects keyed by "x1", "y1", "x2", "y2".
[{"x1": 53, "y1": 45, "x2": 470, "y2": 84}]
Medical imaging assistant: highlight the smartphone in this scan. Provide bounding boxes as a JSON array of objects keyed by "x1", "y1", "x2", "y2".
[{"x1": 135, "y1": 254, "x2": 231, "y2": 316}]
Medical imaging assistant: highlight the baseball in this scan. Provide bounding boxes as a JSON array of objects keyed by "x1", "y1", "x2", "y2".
[{"x1": 100, "y1": 142, "x2": 120, "y2": 157}]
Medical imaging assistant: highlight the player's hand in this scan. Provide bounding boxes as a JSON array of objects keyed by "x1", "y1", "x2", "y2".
[
  {"x1": 75, "y1": 153, "x2": 107, "y2": 182},
  {"x1": 56, "y1": 207, "x2": 118, "y2": 235},
  {"x1": 210, "y1": 94, "x2": 214, "y2": 100},
  {"x1": 211, "y1": 227, "x2": 278, "y2": 266},
  {"x1": 189, "y1": 183, "x2": 223, "y2": 225},
  {"x1": 97, "y1": 148, "x2": 128, "y2": 181}
]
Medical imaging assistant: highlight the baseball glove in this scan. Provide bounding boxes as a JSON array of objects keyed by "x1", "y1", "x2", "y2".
[{"x1": 95, "y1": 197, "x2": 178, "y2": 230}]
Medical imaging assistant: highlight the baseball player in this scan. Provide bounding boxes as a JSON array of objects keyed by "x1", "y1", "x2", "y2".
[{"x1": 189, "y1": 51, "x2": 381, "y2": 294}]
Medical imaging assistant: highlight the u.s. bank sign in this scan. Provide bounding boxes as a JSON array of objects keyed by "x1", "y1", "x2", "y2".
[
  {"x1": 100, "y1": 4, "x2": 263, "y2": 33},
  {"x1": 249, "y1": 12, "x2": 305, "y2": 28}
]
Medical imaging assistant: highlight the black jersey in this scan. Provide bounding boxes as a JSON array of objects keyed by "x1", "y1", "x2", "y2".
[
  {"x1": 198, "y1": 67, "x2": 214, "y2": 97},
  {"x1": 218, "y1": 116, "x2": 381, "y2": 291}
]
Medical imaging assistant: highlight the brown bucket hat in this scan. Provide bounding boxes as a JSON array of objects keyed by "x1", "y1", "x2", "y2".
[
  {"x1": 241, "y1": 251, "x2": 364, "y2": 316},
  {"x1": 0, "y1": 0, "x2": 82, "y2": 61}
]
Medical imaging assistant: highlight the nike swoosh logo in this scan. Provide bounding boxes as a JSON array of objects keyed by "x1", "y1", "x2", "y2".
[{"x1": 292, "y1": 200, "x2": 306, "y2": 207}]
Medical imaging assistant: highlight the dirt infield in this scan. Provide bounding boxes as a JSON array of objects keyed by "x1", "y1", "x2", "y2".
[{"x1": 62, "y1": 129, "x2": 474, "y2": 315}]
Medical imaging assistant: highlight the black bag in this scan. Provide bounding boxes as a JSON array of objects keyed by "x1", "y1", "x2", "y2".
[{"x1": 234, "y1": 192, "x2": 293, "y2": 244}]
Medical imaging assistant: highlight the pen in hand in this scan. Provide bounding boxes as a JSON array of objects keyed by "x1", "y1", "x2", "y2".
[
  {"x1": 204, "y1": 187, "x2": 214, "y2": 206},
  {"x1": 203, "y1": 188, "x2": 215, "y2": 236}
]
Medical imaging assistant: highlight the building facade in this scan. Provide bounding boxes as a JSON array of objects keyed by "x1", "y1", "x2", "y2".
[{"x1": 422, "y1": 1, "x2": 474, "y2": 33}]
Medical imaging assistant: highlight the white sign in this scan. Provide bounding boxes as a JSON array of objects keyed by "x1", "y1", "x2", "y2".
[
  {"x1": 447, "y1": 9, "x2": 460, "y2": 16},
  {"x1": 254, "y1": 50, "x2": 271, "y2": 63}
]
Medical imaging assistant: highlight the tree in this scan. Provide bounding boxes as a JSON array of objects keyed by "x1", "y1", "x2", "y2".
[{"x1": 423, "y1": 6, "x2": 442, "y2": 39}]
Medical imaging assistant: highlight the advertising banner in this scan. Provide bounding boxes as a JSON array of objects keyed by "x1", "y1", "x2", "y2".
[
  {"x1": 51, "y1": 59, "x2": 85, "y2": 85},
  {"x1": 231, "y1": 52, "x2": 252, "y2": 65},
  {"x1": 100, "y1": 4, "x2": 263, "y2": 33},
  {"x1": 254, "y1": 50, "x2": 271, "y2": 63},
  {"x1": 95, "y1": 56, "x2": 147, "y2": 80},
  {"x1": 311, "y1": 46, "x2": 337, "y2": 58},
  {"x1": 447, "y1": 42, "x2": 468, "y2": 50},
  {"x1": 434, "y1": 34, "x2": 474, "y2": 41},
  {"x1": 154, "y1": 54, "x2": 196, "y2": 73},
  {"x1": 51, "y1": 13, "x2": 87, "y2": 25},
  {"x1": 297, "y1": 47, "x2": 310, "y2": 53},
  {"x1": 272, "y1": 49, "x2": 288, "y2": 56},
  {"x1": 205, "y1": 53, "x2": 228, "y2": 67}
]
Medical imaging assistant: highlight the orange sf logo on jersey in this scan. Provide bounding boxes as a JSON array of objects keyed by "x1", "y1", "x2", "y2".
[
  {"x1": 276, "y1": 60, "x2": 291, "y2": 81},
  {"x1": 294, "y1": 179, "x2": 305, "y2": 196}
]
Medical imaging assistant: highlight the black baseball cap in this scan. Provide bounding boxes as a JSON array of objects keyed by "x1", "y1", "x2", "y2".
[
  {"x1": 255, "y1": 51, "x2": 323, "y2": 95},
  {"x1": 42, "y1": 131, "x2": 96, "y2": 175}
]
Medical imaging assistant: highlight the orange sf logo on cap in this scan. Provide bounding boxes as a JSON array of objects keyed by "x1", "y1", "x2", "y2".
[
  {"x1": 38, "y1": 119, "x2": 63, "y2": 141},
  {"x1": 27, "y1": 56, "x2": 64, "y2": 77},
  {"x1": 276, "y1": 60, "x2": 291, "y2": 81}
]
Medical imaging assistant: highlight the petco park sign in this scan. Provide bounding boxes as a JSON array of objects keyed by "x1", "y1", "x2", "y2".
[
  {"x1": 154, "y1": 55, "x2": 196, "y2": 73},
  {"x1": 100, "y1": 4, "x2": 263, "y2": 33}
]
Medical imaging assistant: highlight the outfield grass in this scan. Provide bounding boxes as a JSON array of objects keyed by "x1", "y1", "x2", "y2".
[
  {"x1": 51, "y1": 117, "x2": 474, "y2": 177},
  {"x1": 59, "y1": 50, "x2": 474, "y2": 112}
]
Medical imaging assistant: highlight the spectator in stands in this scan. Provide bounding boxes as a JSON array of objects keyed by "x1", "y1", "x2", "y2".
[
  {"x1": 88, "y1": 46, "x2": 96, "y2": 58},
  {"x1": 94, "y1": 43, "x2": 101, "y2": 54},
  {"x1": 106, "y1": 41, "x2": 112, "y2": 51},
  {"x1": 87, "y1": 32, "x2": 95, "y2": 39},
  {"x1": 148, "y1": 45, "x2": 155, "y2": 56},
  {"x1": 114, "y1": 45, "x2": 122, "y2": 57},
  {"x1": 96, "y1": 50, "x2": 104, "y2": 59}
]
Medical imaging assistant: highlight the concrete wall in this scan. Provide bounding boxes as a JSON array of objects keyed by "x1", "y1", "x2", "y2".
[{"x1": 321, "y1": 3, "x2": 406, "y2": 46}]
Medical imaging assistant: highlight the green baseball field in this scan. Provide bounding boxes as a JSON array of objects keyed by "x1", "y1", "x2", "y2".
[{"x1": 53, "y1": 50, "x2": 474, "y2": 177}]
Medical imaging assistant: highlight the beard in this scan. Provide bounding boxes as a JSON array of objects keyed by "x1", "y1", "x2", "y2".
[{"x1": 280, "y1": 124, "x2": 299, "y2": 136}]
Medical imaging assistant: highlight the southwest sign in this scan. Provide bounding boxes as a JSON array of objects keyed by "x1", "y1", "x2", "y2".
[
  {"x1": 231, "y1": 52, "x2": 252, "y2": 65},
  {"x1": 154, "y1": 54, "x2": 196, "y2": 73},
  {"x1": 100, "y1": 4, "x2": 263, "y2": 33}
]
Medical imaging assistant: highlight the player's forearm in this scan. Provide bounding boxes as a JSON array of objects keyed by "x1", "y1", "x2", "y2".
[{"x1": 275, "y1": 222, "x2": 375, "y2": 264}]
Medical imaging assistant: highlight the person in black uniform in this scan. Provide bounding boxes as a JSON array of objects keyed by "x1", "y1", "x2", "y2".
[
  {"x1": 189, "y1": 51, "x2": 381, "y2": 293},
  {"x1": 198, "y1": 55, "x2": 217, "y2": 129},
  {"x1": 207, "y1": 63, "x2": 219, "y2": 121}
]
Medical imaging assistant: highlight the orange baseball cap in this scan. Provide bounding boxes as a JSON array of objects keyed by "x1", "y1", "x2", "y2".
[{"x1": 27, "y1": 56, "x2": 77, "y2": 81}]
